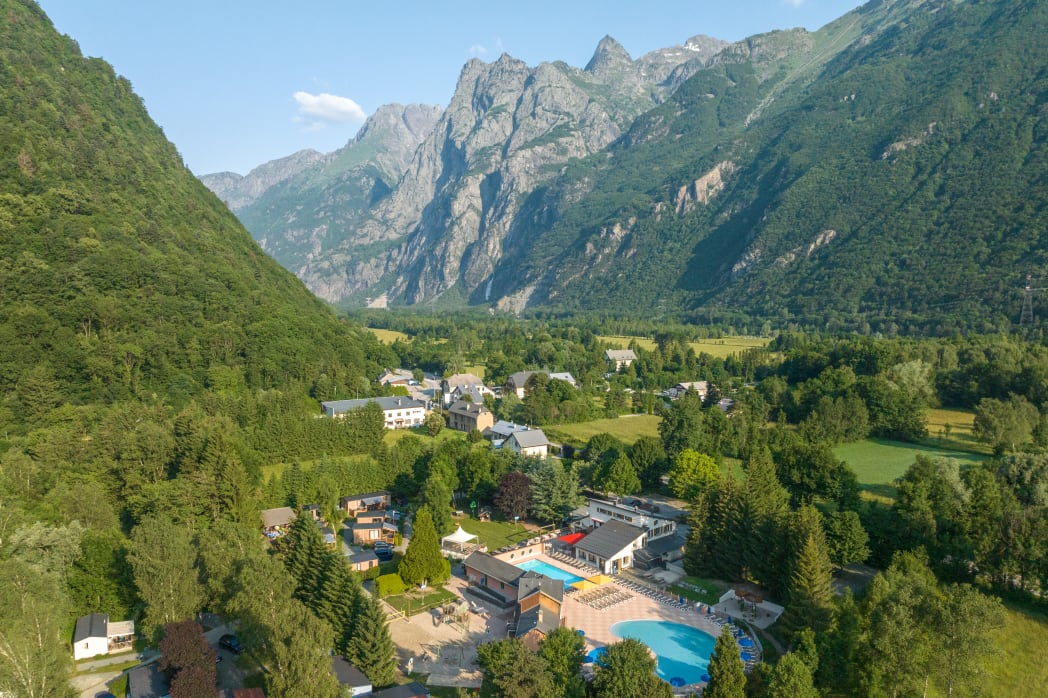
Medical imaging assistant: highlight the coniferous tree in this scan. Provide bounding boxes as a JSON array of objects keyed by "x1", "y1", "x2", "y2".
[
  {"x1": 766, "y1": 652, "x2": 818, "y2": 698},
  {"x1": 398, "y1": 507, "x2": 450, "y2": 586},
  {"x1": 591, "y1": 638, "x2": 672, "y2": 698},
  {"x1": 346, "y1": 593, "x2": 397, "y2": 688},
  {"x1": 537, "y1": 627, "x2": 587, "y2": 698},
  {"x1": 780, "y1": 533, "x2": 835, "y2": 636},
  {"x1": 704, "y1": 626, "x2": 746, "y2": 698},
  {"x1": 282, "y1": 514, "x2": 327, "y2": 608}
]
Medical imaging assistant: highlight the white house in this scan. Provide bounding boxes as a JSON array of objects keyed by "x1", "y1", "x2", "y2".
[
  {"x1": 441, "y1": 373, "x2": 487, "y2": 405},
  {"x1": 605, "y1": 349, "x2": 637, "y2": 371},
  {"x1": 506, "y1": 429, "x2": 550, "y2": 457},
  {"x1": 573, "y1": 519, "x2": 647, "y2": 574},
  {"x1": 549, "y1": 372, "x2": 578, "y2": 388},
  {"x1": 664, "y1": 381, "x2": 709, "y2": 400},
  {"x1": 580, "y1": 497, "x2": 678, "y2": 545},
  {"x1": 72, "y1": 614, "x2": 135, "y2": 661},
  {"x1": 321, "y1": 396, "x2": 426, "y2": 429},
  {"x1": 505, "y1": 370, "x2": 547, "y2": 399}
]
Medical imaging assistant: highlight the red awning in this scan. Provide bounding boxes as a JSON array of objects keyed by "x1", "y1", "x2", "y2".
[{"x1": 559, "y1": 532, "x2": 586, "y2": 545}]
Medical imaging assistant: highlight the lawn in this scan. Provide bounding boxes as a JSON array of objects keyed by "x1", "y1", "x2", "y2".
[
  {"x1": 384, "y1": 586, "x2": 458, "y2": 616},
  {"x1": 669, "y1": 575, "x2": 730, "y2": 606},
  {"x1": 598, "y1": 335, "x2": 770, "y2": 359},
  {"x1": 368, "y1": 328, "x2": 411, "y2": 344},
  {"x1": 452, "y1": 516, "x2": 538, "y2": 551},
  {"x1": 982, "y1": 603, "x2": 1048, "y2": 696},
  {"x1": 544, "y1": 414, "x2": 661, "y2": 447},
  {"x1": 833, "y1": 438, "x2": 989, "y2": 502}
]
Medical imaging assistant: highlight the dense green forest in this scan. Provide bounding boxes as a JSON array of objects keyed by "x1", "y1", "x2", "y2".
[{"x1": 1, "y1": 1, "x2": 1047, "y2": 697}]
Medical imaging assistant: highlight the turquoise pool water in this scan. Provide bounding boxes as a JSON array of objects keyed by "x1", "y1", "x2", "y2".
[
  {"x1": 611, "y1": 619, "x2": 716, "y2": 685},
  {"x1": 515, "y1": 558, "x2": 585, "y2": 586}
]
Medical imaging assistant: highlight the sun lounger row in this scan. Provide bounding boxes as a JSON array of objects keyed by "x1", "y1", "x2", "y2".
[
  {"x1": 614, "y1": 577, "x2": 692, "y2": 610},
  {"x1": 576, "y1": 587, "x2": 633, "y2": 609}
]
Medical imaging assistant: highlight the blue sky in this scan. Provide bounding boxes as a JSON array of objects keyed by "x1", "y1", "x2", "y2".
[{"x1": 38, "y1": 0, "x2": 864, "y2": 176}]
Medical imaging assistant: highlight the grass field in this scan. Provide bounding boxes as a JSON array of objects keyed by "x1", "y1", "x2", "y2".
[
  {"x1": 384, "y1": 586, "x2": 458, "y2": 616},
  {"x1": 983, "y1": 604, "x2": 1048, "y2": 696},
  {"x1": 368, "y1": 328, "x2": 410, "y2": 344},
  {"x1": 598, "y1": 335, "x2": 770, "y2": 359},
  {"x1": 544, "y1": 414, "x2": 661, "y2": 447},
  {"x1": 452, "y1": 516, "x2": 542, "y2": 551},
  {"x1": 834, "y1": 438, "x2": 989, "y2": 501}
]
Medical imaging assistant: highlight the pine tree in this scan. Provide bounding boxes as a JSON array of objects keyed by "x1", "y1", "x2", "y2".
[
  {"x1": 346, "y1": 593, "x2": 397, "y2": 688},
  {"x1": 704, "y1": 626, "x2": 746, "y2": 698},
  {"x1": 282, "y1": 515, "x2": 327, "y2": 608},
  {"x1": 767, "y1": 652, "x2": 819, "y2": 698},
  {"x1": 398, "y1": 507, "x2": 451, "y2": 586},
  {"x1": 780, "y1": 533, "x2": 835, "y2": 635}
]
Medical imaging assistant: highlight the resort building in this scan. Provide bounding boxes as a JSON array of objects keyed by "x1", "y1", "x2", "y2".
[
  {"x1": 447, "y1": 400, "x2": 495, "y2": 433},
  {"x1": 461, "y1": 551, "x2": 564, "y2": 645},
  {"x1": 573, "y1": 519, "x2": 647, "y2": 574},
  {"x1": 341, "y1": 491, "x2": 392, "y2": 517},
  {"x1": 321, "y1": 396, "x2": 426, "y2": 429},
  {"x1": 575, "y1": 497, "x2": 685, "y2": 569}
]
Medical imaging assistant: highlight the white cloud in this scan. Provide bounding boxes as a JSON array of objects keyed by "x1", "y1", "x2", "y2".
[
  {"x1": 782, "y1": 0, "x2": 807, "y2": 7},
  {"x1": 469, "y1": 44, "x2": 488, "y2": 57},
  {"x1": 292, "y1": 91, "x2": 366, "y2": 124}
]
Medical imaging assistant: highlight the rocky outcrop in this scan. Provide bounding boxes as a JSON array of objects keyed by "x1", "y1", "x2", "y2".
[{"x1": 200, "y1": 149, "x2": 326, "y2": 211}]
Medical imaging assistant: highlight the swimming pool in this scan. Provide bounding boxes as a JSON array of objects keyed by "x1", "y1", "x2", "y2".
[
  {"x1": 515, "y1": 558, "x2": 585, "y2": 586},
  {"x1": 611, "y1": 619, "x2": 716, "y2": 685}
]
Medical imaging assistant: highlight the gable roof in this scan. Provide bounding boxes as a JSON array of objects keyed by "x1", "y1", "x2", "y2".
[
  {"x1": 331, "y1": 656, "x2": 372, "y2": 688},
  {"x1": 350, "y1": 550, "x2": 379, "y2": 565},
  {"x1": 487, "y1": 421, "x2": 530, "y2": 438},
  {"x1": 261, "y1": 507, "x2": 296, "y2": 528},
  {"x1": 516, "y1": 572, "x2": 564, "y2": 604},
  {"x1": 448, "y1": 400, "x2": 491, "y2": 417},
  {"x1": 516, "y1": 604, "x2": 561, "y2": 637},
  {"x1": 506, "y1": 370, "x2": 546, "y2": 388},
  {"x1": 74, "y1": 613, "x2": 108, "y2": 642},
  {"x1": 549, "y1": 372, "x2": 576, "y2": 385},
  {"x1": 575, "y1": 519, "x2": 646, "y2": 559},
  {"x1": 605, "y1": 349, "x2": 636, "y2": 361},
  {"x1": 509, "y1": 429, "x2": 549, "y2": 449},
  {"x1": 341, "y1": 490, "x2": 390, "y2": 504},
  {"x1": 443, "y1": 373, "x2": 485, "y2": 388},
  {"x1": 463, "y1": 551, "x2": 525, "y2": 586},
  {"x1": 322, "y1": 396, "x2": 424, "y2": 414}
]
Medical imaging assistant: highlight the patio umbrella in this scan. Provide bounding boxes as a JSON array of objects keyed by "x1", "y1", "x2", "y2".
[
  {"x1": 670, "y1": 677, "x2": 686, "y2": 687},
  {"x1": 575, "y1": 629, "x2": 585, "y2": 636},
  {"x1": 571, "y1": 579, "x2": 597, "y2": 591},
  {"x1": 700, "y1": 673, "x2": 711, "y2": 682},
  {"x1": 740, "y1": 651, "x2": 753, "y2": 661},
  {"x1": 584, "y1": 647, "x2": 607, "y2": 664},
  {"x1": 739, "y1": 638, "x2": 754, "y2": 648},
  {"x1": 588, "y1": 574, "x2": 615, "y2": 586}
]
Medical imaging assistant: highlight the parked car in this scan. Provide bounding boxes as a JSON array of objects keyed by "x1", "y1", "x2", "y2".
[
  {"x1": 373, "y1": 541, "x2": 392, "y2": 550},
  {"x1": 219, "y1": 634, "x2": 244, "y2": 654},
  {"x1": 375, "y1": 548, "x2": 394, "y2": 561}
]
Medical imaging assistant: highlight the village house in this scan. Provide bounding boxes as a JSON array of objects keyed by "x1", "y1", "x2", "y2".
[
  {"x1": 320, "y1": 396, "x2": 426, "y2": 429},
  {"x1": 549, "y1": 371, "x2": 578, "y2": 388},
  {"x1": 352, "y1": 519, "x2": 397, "y2": 546},
  {"x1": 663, "y1": 380, "x2": 709, "y2": 400},
  {"x1": 348, "y1": 549, "x2": 380, "y2": 574},
  {"x1": 505, "y1": 429, "x2": 550, "y2": 457},
  {"x1": 440, "y1": 373, "x2": 487, "y2": 405},
  {"x1": 72, "y1": 613, "x2": 135, "y2": 661},
  {"x1": 341, "y1": 491, "x2": 392, "y2": 517},
  {"x1": 485, "y1": 420, "x2": 531, "y2": 446},
  {"x1": 377, "y1": 368, "x2": 415, "y2": 388},
  {"x1": 604, "y1": 348, "x2": 637, "y2": 371},
  {"x1": 447, "y1": 399, "x2": 495, "y2": 433},
  {"x1": 505, "y1": 370, "x2": 547, "y2": 399}
]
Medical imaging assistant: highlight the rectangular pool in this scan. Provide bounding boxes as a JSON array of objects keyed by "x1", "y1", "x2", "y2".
[{"x1": 515, "y1": 558, "x2": 586, "y2": 586}]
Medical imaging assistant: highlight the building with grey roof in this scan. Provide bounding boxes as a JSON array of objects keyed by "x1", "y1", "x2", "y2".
[
  {"x1": 574, "y1": 519, "x2": 647, "y2": 575},
  {"x1": 321, "y1": 396, "x2": 425, "y2": 429}
]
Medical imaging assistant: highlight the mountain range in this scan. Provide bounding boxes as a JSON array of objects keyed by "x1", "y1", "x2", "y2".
[{"x1": 203, "y1": 0, "x2": 1048, "y2": 332}]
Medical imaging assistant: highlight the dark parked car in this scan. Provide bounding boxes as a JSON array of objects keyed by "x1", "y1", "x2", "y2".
[
  {"x1": 375, "y1": 548, "x2": 394, "y2": 561},
  {"x1": 219, "y1": 634, "x2": 244, "y2": 654}
]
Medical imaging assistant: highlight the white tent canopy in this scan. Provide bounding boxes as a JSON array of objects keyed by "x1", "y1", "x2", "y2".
[{"x1": 442, "y1": 525, "x2": 479, "y2": 545}]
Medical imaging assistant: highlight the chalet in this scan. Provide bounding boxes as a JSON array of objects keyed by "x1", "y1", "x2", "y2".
[
  {"x1": 371, "y1": 682, "x2": 430, "y2": 698},
  {"x1": 506, "y1": 429, "x2": 550, "y2": 458},
  {"x1": 261, "y1": 507, "x2": 296, "y2": 537},
  {"x1": 505, "y1": 370, "x2": 547, "y2": 399},
  {"x1": 330, "y1": 656, "x2": 372, "y2": 697},
  {"x1": 573, "y1": 519, "x2": 647, "y2": 575},
  {"x1": 72, "y1": 613, "x2": 135, "y2": 661},
  {"x1": 352, "y1": 520, "x2": 397, "y2": 545},
  {"x1": 605, "y1": 349, "x2": 636, "y2": 371},
  {"x1": 341, "y1": 491, "x2": 391, "y2": 517},
  {"x1": 447, "y1": 400, "x2": 495, "y2": 433},
  {"x1": 664, "y1": 381, "x2": 709, "y2": 400},
  {"x1": 321, "y1": 396, "x2": 426, "y2": 429},
  {"x1": 348, "y1": 550, "x2": 380, "y2": 573},
  {"x1": 302, "y1": 504, "x2": 320, "y2": 520},
  {"x1": 355, "y1": 510, "x2": 386, "y2": 525}
]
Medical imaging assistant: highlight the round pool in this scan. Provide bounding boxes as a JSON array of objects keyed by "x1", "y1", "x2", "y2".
[{"x1": 610, "y1": 619, "x2": 716, "y2": 685}]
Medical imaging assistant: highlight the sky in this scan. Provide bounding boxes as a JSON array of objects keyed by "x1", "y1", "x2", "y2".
[{"x1": 37, "y1": 0, "x2": 865, "y2": 176}]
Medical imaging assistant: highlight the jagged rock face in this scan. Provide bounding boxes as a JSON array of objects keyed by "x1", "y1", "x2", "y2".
[
  {"x1": 200, "y1": 149, "x2": 326, "y2": 211},
  {"x1": 226, "y1": 103, "x2": 441, "y2": 297}
]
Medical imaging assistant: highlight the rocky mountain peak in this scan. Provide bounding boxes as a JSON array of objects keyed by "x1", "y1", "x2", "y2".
[{"x1": 585, "y1": 35, "x2": 633, "y2": 75}]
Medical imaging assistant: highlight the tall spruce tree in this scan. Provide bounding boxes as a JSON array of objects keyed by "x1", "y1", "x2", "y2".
[
  {"x1": 704, "y1": 626, "x2": 746, "y2": 698},
  {"x1": 398, "y1": 507, "x2": 450, "y2": 586},
  {"x1": 780, "y1": 533, "x2": 835, "y2": 635},
  {"x1": 346, "y1": 594, "x2": 397, "y2": 688},
  {"x1": 591, "y1": 638, "x2": 672, "y2": 698}
]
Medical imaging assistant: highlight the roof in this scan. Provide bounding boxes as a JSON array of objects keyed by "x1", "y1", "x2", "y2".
[
  {"x1": 605, "y1": 349, "x2": 636, "y2": 361},
  {"x1": 506, "y1": 370, "x2": 545, "y2": 388},
  {"x1": 448, "y1": 400, "x2": 490, "y2": 417},
  {"x1": 342, "y1": 490, "x2": 390, "y2": 503},
  {"x1": 487, "y1": 420, "x2": 530, "y2": 437},
  {"x1": 322, "y1": 396, "x2": 424, "y2": 414},
  {"x1": 74, "y1": 613, "x2": 108, "y2": 642},
  {"x1": 350, "y1": 550, "x2": 379, "y2": 564},
  {"x1": 127, "y1": 664, "x2": 170, "y2": 698},
  {"x1": 575, "y1": 519, "x2": 646, "y2": 559},
  {"x1": 371, "y1": 681, "x2": 430, "y2": 698},
  {"x1": 642, "y1": 532, "x2": 687, "y2": 557},
  {"x1": 353, "y1": 521, "x2": 397, "y2": 532},
  {"x1": 463, "y1": 551, "x2": 525, "y2": 586},
  {"x1": 509, "y1": 429, "x2": 549, "y2": 449},
  {"x1": 516, "y1": 604, "x2": 561, "y2": 637},
  {"x1": 331, "y1": 656, "x2": 372, "y2": 688},
  {"x1": 550, "y1": 372, "x2": 576, "y2": 385},
  {"x1": 442, "y1": 525, "x2": 479, "y2": 544},
  {"x1": 261, "y1": 507, "x2": 296, "y2": 528},
  {"x1": 443, "y1": 373, "x2": 485, "y2": 388},
  {"x1": 378, "y1": 369, "x2": 414, "y2": 385},
  {"x1": 516, "y1": 572, "x2": 563, "y2": 604},
  {"x1": 558, "y1": 532, "x2": 586, "y2": 545}
]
